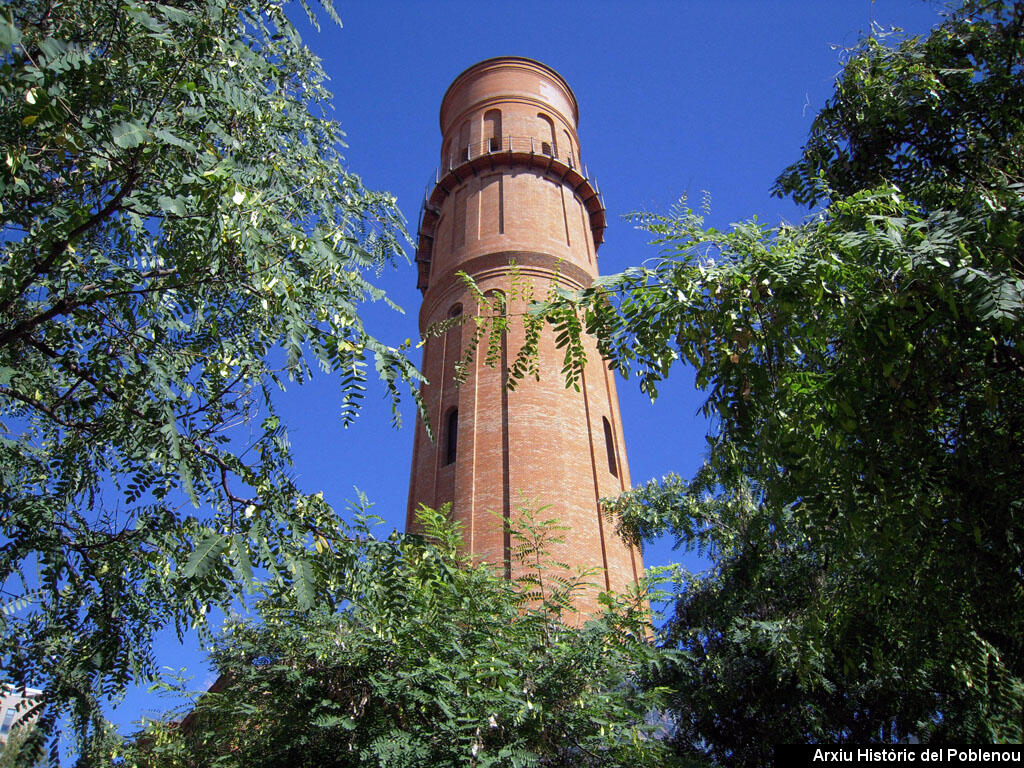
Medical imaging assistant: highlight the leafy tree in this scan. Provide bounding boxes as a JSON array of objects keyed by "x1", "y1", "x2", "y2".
[
  {"x1": 486, "y1": 0, "x2": 1022, "y2": 758},
  {"x1": 775, "y1": 0, "x2": 1024, "y2": 213},
  {"x1": 0, "y1": 724, "x2": 46, "y2": 768},
  {"x1": 0, "y1": 0, "x2": 418, "y2": 757},
  {"x1": 112, "y1": 507, "x2": 676, "y2": 768}
]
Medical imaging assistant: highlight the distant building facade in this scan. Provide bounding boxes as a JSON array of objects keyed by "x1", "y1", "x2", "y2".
[
  {"x1": 0, "y1": 686, "x2": 40, "y2": 745},
  {"x1": 406, "y1": 57, "x2": 642, "y2": 613}
]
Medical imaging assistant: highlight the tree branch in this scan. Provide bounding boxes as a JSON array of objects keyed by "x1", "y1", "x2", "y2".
[
  {"x1": 0, "y1": 163, "x2": 141, "y2": 322},
  {"x1": 0, "y1": 385, "x2": 96, "y2": 432},
  {"x1": 0, "y1": 266, "x2": 177, "y2": 350}
]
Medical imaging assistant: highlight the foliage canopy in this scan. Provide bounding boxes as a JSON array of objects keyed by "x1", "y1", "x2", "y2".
[
  {"x1": 0, "y1": 0, "x2": 418, "y2": 758},
  {"x1": 489, "y1": 0, "x2": 1023, "y2": 759},
  {"x1": 113, "y1": 507, "x2": 674, "y2": 768}
]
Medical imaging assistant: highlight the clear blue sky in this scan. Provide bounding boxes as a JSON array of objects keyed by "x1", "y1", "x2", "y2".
[{"x1": 108, "y1": 0, "x2": 948, "y2": 735}]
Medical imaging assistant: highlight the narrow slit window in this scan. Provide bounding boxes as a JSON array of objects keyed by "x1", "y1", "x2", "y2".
[
  {"x1": 458, "y1": 120, "x2": 470, "y2": 162},
  {"x1": 484, "y1": 109, "x2": 502, "y2": 152},
  {"x1": 447, "y1": 303, "x2": 462, "y2": 336},
  {"x1": 603, "y1": 417, "x2": 617, "y2": 477},
  {"x1": 445, "y1": 408, "x2": 458, "y2": 465}
]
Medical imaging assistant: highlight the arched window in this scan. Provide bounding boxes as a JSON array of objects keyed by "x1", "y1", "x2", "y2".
[
  {"x1": 537, "y1": 113, "x2": 556, "y2": 157},
  {"x1": 562, "y1": 129, "x2": 574, "y2": 166},
  {"x1": 445, "y1": 408, "x2": 458, "y2": 465},
  {"x1": 458, "y1": 120, "x2": 470, "y2": 162},
  {"x1": 603, "y1": 417, "x2": 618, "y2": 477},
  {"x1": 485, "y1": 289, "x2": 506, "y2": 315},
  {"x1": 484, "y1": 109, "x2": 502, "y2": 152},
  {"x1": 446, "y1": 303, "x2": 463, "y2": 336}
]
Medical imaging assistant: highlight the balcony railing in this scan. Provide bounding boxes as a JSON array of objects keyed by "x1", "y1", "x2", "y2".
[
  {"x1": 441, "y1": 135, "x2": 580, "y2": 176},
  {"x1": 422, "y1": 134, "x2": 600, "y2": 210},
  {"x1": 415, "y1": 134, "x2": 606, "y2": 293}
]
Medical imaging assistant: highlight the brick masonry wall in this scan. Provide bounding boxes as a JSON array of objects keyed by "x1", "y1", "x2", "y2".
[{"x1": 407, "y1": 58, "x2": 642, "y2": 616}]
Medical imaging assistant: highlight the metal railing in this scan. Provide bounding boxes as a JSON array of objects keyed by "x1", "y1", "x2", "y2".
[
  {"x1": 441, "y1": 135, "x2": 579, "y2": 174},
  {"x1": 418, "y1": 134, "x2": 604, "y2": 240}
]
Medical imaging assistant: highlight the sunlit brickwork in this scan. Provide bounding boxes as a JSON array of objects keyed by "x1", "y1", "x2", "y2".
[{"x1": 406, "y1": 57, "x2": 642, "y2": 614}]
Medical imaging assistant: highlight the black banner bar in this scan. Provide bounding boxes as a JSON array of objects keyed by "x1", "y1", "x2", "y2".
[{"x1": 775, "y1": 745, "x2": 1023, "y2": 767}]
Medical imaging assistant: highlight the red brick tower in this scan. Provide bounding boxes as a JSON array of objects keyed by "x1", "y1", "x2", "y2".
[{"x1": 406, "y1": 57, "x2": 641, "y2": 612}]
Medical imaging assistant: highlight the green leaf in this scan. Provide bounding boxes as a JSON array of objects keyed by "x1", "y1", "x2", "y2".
[
  {"x1": 289, "y1": 554, "x2": 315, "y2": 610},
  {"x1": 0, "y1": 15, "x2": 22, "y2": 48},
  {"x1": 183, "y1": 531, "x2": 228, "y2": 578},
  {"x1": 154, "y1": 128, "x2": 197, "y2": 152},
  {"x1": 154, "y1": 3, "x2": 193, "y2": 24},
  {"x1": 158, "y1": 195, "x2": 186, "y2": 216},
  {"x1": 312, "y1": 714, "x2": 356, "y2": 730},
  {"x1": 111, "y1": 120, "x2": 148, "y2": 148},
  {"x1": 231, "y1": 534, "x2": 254, "y2": 589}
]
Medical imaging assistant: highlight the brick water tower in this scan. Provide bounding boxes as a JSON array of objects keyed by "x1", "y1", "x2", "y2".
[{"x1": 405, "y1": 57, "x2": 641, "y2": 613}]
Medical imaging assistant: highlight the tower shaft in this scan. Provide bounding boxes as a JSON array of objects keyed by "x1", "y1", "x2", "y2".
[{"x1": 406, "y1": 58, "x2": 641, "y2": 612}]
